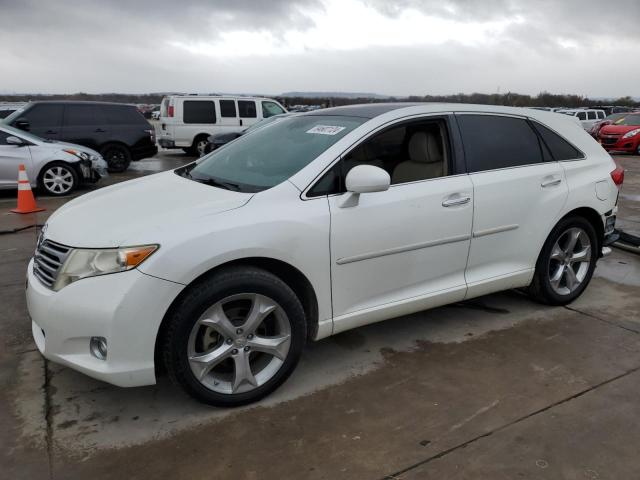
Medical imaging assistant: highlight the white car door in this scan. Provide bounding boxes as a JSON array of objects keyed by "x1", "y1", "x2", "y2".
[
  {"x1": 455, "y1": 114, "x2": 569, "y2": 298},
  {"x1": 238, "y1": 100, "x2": 259, "y2": 128},
  {"x1": 0, "y1": 130, "x2": 33, "y2": 188},
  {"x1": 320, "y1": 116, "x2": 473, "y2": 333}
]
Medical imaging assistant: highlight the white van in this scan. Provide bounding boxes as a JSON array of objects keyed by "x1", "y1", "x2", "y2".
[
  {"x1": 158, "y1": 95, "x2": 287, "y2": 155},
  {"x1": 557, "y1": 109, "x2": 606, "y2": 131}
]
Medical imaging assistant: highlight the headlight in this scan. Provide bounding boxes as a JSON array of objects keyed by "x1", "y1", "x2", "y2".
[
  {"x1": 622, "y1": 128, "x2": 640, "y2": 139},
  {"x1": 53, "y1": 245, "x2": 158, "y2": 291},
  {"x1": 63, "y1": 148, "x2": 91, "y2": 161}
]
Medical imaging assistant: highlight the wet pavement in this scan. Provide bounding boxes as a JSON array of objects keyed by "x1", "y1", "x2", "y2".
[{"x1": 1, "y1": 152, "x2": 639, "y2": 479}]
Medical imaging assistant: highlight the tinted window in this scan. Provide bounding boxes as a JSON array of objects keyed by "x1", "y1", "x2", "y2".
[
  {"x1": 0, "y1": 130, "x2": 9, "y2": 144},
  {"x1": 532, "y1": 122, "x2": 582, "y2": 160},
  {"x1": 262, "y1": 101, "x2": 285, "y2": 118},
  {"x1": 103, "y1": 105, "x2": 148, "y2": 125},
  {"x1": 238, "y1": 100, "x2": 257, "y2": 118},
  {"x1": 587, "y1": 111, "x2": 596, "y2": 120},
  {"x1": 576, "y1": 112, "x2": 587, "y2": 120},
  {"x1": 64, "y1": 104, "x2": 106, "y2": 126},
  {"x1": 21, "y1": 104, "x2": 64, "y2": 128},
  {"x1": 0, "y1": 110, "x2": 15, "y2": 119},
  {"x1": 457, "y1": 115, "x2": 543, "y2": 172},
  {"x1": 615, "y1": 114, "x2": 640, "y2": 126},
  {"x1": 220, "y1": 100, "x2": 237, "y2": 118},
  {"x1": 597, "y1": 111, "x2": 605, "y2": 119},
  {"x1": 183, "y1": 101, "x2": 216, "y2": 124}
]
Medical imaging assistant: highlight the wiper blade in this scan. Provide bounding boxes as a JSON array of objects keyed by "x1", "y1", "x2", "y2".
[{"x1": 194, "y1": 177, "x2": 241, "y2": 191}]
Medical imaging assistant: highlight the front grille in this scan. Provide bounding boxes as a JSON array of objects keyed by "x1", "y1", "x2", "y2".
[
  {"x1": 601, "y1": 135, "x2": 620, "y2": 145},
  {"x1": 33, "y1": 240, "x2": 72, "y2": 288}
]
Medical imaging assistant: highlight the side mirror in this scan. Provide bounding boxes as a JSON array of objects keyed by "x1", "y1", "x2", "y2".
[
  {"x1": 15, "y1": 118, "x2": 30, "y2": 131},
  {"x1": 346, "y1": 165, "x2": 390, "y2": 193},
  {"x1": 340, "y1": 165, "x2": 390, "y2": 208},
  {"x1": 5, "y1": 136, "x2": 25, "y2": 146}
]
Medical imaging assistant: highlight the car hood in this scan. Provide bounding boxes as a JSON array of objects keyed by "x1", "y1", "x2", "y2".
[
  {"x1": 44, "y1": 170, "x2": 253, "y2": 247},
  {"x1": 600, "y1": 124, "x2": 640, "y2": 135}
]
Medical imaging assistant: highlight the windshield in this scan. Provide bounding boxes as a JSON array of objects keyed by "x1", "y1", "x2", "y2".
[
  {"x1": 605, "y1": 113, "x2": 627, "y2": 122},
  {"x1": 179, "y1": 115, "x2": 365, "y2": 192},
  {"x1": 243, "y1": 113, "x2": 290, "y2": 134},
  {"x1": 614, "y1": 114, "x2": 640, "y2": 126},
  {"x1": 0, "y1": 122, "x2": 47, "y2": 143}
]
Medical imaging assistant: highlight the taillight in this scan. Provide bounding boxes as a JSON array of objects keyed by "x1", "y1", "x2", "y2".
[
  {"x1": 610, "y1": 166, "x2": 624, "y2": 187},
  {"x1": 168, "y1": 105, "x2": 174, "y2": 117}
]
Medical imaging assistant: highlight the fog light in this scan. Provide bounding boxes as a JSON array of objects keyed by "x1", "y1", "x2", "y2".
[{"x1": 90, "y1": 336, "x2": 108, "y2": 360}]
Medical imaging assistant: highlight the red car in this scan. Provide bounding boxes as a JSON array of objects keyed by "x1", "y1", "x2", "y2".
[
  {"x1": 589, "y1": 113, "x2": 629, "y2": 139},
  {"x1": 599, "y1": 113, "x2": 640, "y2": 155}
]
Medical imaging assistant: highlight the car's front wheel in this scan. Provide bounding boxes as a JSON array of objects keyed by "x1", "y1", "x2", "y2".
[
  {"x1": 39, "y1": 162, "x2": 78, "y2": 196},
  {"x1": 163, "y1": 266, "x2": 307, "y2": 406},
  {"x1": 528, "y1": 216, "x2": 598, "y2": 305}
]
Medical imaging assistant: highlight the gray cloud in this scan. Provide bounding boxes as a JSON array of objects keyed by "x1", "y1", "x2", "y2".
[{"x1": 0, "y1": 0, "x2": 637, "y2": 97}]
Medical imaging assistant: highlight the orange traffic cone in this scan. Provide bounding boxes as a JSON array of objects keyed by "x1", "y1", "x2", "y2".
[{"x1": 11, "y1": 164, "x2": 45, "y2": 214}]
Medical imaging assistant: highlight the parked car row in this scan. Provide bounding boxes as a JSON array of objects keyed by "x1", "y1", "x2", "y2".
[{"x1": 3, "y1": 101, "x2": 157, "y2": 172}]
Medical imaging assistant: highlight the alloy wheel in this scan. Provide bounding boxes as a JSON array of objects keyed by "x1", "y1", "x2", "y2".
[
  {"x1": 187, "y1": 293, "x2": 292, "y2": 394},
  {"x1": 548, "y1": 227, "x2": 592, "y2": 296},
  {"x1": 43, "y1": 166, "x2": 74, "y2": 194},
  {"x1": 196, "y1": 139, "x2": 208, "y2": 157}
]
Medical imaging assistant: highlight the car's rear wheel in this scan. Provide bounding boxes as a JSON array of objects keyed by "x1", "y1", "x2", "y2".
[
  {"x1": 101, "y1": 144, "x2": 131, "y2": 172},
  {"x1": 39, "y1": 162, "x2": 78, "y2": 196},
  {"x1": 163, "y1": 266, "x2": 306, "y2": 406},
  {"x1": 528, "y1": 216, "x2": 598, "y2": 305}
]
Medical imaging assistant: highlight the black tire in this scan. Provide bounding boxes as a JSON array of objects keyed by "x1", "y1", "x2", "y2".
[
  {"x1": 38, "y1": 161, "x2": 78, "y2": 196},
  {"x1": 528, "y1": 216, "x2": 599, "y2": 305},
  {"x1": 163, "y1": 266, "x2": 307, "y2": 407},
  {"x1": 192, "y1": 135, "x2": 209, "y2": 157},
  {"x1": 101, "y1": 144, "x2": 131, "y2": 172}
]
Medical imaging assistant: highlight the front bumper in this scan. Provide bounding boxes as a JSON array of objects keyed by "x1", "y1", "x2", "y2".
[
  {"x1": 26, "y1": 259, "x2": 183, "y2": 387},
  {"x1": 600, "y1": 136, "x2": 640, "y2": 153}
]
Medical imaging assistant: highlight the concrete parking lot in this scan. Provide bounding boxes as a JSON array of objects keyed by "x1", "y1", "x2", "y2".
[{"x1": 2, "y1": 152, "x2": 639, "y2": 479}]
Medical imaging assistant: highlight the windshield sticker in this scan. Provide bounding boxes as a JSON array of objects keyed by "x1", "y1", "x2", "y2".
[{"x1": 306, "y1": 125, "x2": 346, "y2": 135}]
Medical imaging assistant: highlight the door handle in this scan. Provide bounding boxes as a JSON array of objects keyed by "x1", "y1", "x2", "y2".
[
  {"x1": 541, "y1": 178, "x2": 562, "y2": 188},
  {"x1": 45, "y1": 130, "x2": 57, "y2": 134},
  {"x1": 94, "y1": 128, "x2": 105, "y2": 133},
  {"x1": 442, "y1": 196, "x2": 471, "y2": 207}
]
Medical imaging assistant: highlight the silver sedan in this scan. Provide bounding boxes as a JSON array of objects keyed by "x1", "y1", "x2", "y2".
[{"x1": 0, "y1": 123, "x2": 107, "y2": 196}]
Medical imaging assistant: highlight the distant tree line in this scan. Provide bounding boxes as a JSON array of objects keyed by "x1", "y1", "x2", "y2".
[{"x1": 1, "y1": 91, "x2": 637, "y2": 108}]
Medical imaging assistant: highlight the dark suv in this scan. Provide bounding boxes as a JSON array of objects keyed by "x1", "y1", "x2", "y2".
[{"x1": 3, "y1": 101, "x2": 158, "y2": 172}]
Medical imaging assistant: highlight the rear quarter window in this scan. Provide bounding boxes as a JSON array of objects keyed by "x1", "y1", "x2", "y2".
[
  {"x1": 21, "y1": 103, "x2": 64, "y2": 128},
  {"x1": 456, "y1": 114, "x2": 543, "y2": 173},
  {"x1": 103, "y1": 105, "x2": 148, "y2": 125},
  {"x1": 532, "y1": 122, "x2": 583, "y2": 161}
]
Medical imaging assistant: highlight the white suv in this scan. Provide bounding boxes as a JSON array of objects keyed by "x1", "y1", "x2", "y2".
[
  {"x1": 26, "y1": 104, "x2": 622, "y2": 406},
  {"x1": 158, "y1": 95, "x2": 287, "y2": 156},
  {"x1": 558, "y1": 109, "x2": 606, "y2": 130}
]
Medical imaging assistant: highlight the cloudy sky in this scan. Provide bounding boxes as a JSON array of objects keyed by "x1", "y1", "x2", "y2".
[{"x1": 0, "y1": 0, "x2": 637, "y2": 97}]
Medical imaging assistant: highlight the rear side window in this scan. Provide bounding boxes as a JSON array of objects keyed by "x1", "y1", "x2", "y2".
[
  {"x1": 597, "y1": 111, "x2": 605, "y2": 119},
  {"x1": 456, "y1": 115, "x2": 543, "y2": 172},
  {"x1": 21, "y1": 104, "x2": 64, "y2": 128},
  {"x1": 262, "y1": 101, "x2": 285, "y2": 118},
  {"x1": 532, "y1": 122, "x2": 583, "y2": 161},
  {"x1": 64, "y1": 104, "x2": 106, "y2": 126},
  {"x1": 238, "y1": 100, "x2": 257, "y2": 118},
  {"x1": 103, "y1": 105, "x2": 148, "y2": 125},
  {"x1": 587, "y1": 111, "x2": 596, "y2": 120},
  {"x1": 576, "y1": 112, "x2": 587, "y2": 120},
  {"x1": 220, "y1": 100, "x2": 237, "y2": 118},
  {"x1": 183, "y1": 101, "x2": 216, "y2": 124}
]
